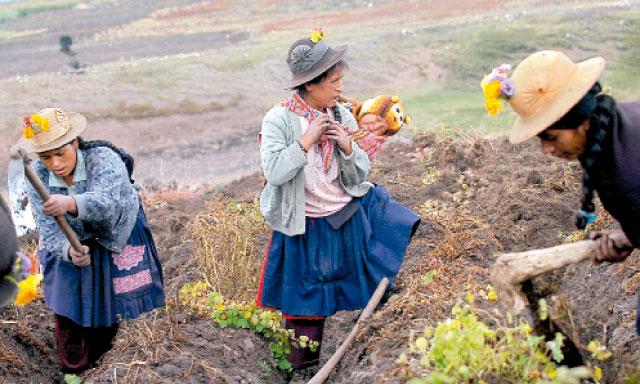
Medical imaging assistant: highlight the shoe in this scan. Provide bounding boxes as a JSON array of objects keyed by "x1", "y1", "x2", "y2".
[{"x1": 287, "y1": 365, "x2": 319, "y2": 383}]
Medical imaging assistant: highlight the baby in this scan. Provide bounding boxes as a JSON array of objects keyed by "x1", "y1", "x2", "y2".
[{"x1": 339, "y1": 95, "x2": 409, "y2": 159}]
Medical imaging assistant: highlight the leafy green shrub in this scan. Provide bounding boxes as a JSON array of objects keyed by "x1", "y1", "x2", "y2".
[
  {"x1": 59, "y1": 35, "x2": 72, "y2": 54},
  {"x1": 398, "y1": 304, "x2": 595, "y2": 383},
  {"x1": 179, "y1": 281, "x2": 318, "y2": 372}
]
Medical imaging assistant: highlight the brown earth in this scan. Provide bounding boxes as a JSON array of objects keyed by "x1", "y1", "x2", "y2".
[{"x1": 2, "y1": 133, "x2": 637, "y2": 383}]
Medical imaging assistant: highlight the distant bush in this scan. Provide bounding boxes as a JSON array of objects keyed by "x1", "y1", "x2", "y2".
[{"x1": 59, "y1": 35, "x2": 72, "y2": 54}]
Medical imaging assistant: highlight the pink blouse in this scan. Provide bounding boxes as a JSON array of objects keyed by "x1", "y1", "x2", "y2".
[{"x1": 299, "y1": 116, "x2": 352, "y2": 217}]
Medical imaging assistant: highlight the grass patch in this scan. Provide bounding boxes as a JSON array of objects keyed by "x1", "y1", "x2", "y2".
[
  {"x1": 392, "y1": 7, "x2": 640, "y2": 135},
  {"x1": 85, "y1": 95, "x2": 244, "y2": 120},
  {"x1": 115, "y1": 60, "x2": 189, "y2": 90},
  {"x1": 0, "y1": 1, "x2": 78, "y2": 23},
  {"x1": 0, "y1": 28, "x2": 46, "y2": 41},
  {"x1": 604, "y1": 12, "x2": 640, "y2": 98},
  {"x1": 402, "y1": 88, "x2": 515, "y2": 135},
  {"x1": 211, "y1": 43, "x2": 278, "y2": 72}
]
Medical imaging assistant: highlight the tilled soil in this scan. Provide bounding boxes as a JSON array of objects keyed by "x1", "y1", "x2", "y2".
[{"x1": 2, "y1": 134, "x2": 637, "y2": 383}]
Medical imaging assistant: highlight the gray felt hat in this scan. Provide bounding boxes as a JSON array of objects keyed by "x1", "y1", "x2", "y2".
[{"x1": 287, "y1": 36, "x2": 348, "y2": 89}]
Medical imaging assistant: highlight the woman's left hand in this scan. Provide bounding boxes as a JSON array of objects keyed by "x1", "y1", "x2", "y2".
[
  {"x1": 43, "y1": 195, "x2": 77, "y2": 217},
  {"x1": 324, "y1": 121, "x2": 352, "y2": 156}
]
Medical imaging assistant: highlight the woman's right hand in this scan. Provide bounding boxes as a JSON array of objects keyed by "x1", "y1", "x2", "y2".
[
  {"x1": 69, "y1": 245, "x2": 91, "y2": 267},
  {"x1": 299, "y1": 114, "x2": 331, "y2": 151},
  {"x1": 591, "y1": 230, "x2": 634, "y2": 263},
  {"x1": 43, "y1": 195, "x2": 77, "y2": 217}
]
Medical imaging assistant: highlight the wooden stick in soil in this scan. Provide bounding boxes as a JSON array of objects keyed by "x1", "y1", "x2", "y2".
[{"x1": 307, "y1": 277, "x2": 389, "y2": 384}]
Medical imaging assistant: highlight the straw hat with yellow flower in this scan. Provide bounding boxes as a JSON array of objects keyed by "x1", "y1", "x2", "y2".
[
  {"x1": 507, "y1": 50, "x2": 605, "y2": 144},
  {"x1": 18, "y1": 108, "x2": 86, "y2": 153}
]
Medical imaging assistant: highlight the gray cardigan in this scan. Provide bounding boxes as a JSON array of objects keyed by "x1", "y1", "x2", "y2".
[
  {"x1": 259, "y1": 103, "x2": 372, "y2": 236},
  {"x1": 28, "y1": 147, "x2": 139, "y2": 261}
]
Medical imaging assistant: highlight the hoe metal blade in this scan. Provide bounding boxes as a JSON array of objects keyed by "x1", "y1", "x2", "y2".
[{"x1": 7, "y1": 157, "x2": 36, "y2": 237}]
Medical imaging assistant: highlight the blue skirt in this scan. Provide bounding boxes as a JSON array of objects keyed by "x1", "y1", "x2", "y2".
[
  {"x1": 39, "y1": 206, "x2": 165, "y2": 328},
  {"x1": 257, "y1": 186, "x2": 420, "y2": 317}
]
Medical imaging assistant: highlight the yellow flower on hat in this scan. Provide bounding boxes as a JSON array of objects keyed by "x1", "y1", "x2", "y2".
[
  {"x1": 23, "y1": 126, "x2": 35, "y2": 139},
  {"x1": 482, "y1": 78, "x2": 501, "y2": 99},
  {"x1": 481, "y1": 77, "x2": 505, "y2": 117},
  {"x1": 480, "y1": 65, "x2": 514, "y2": 117},
  {"x1": 14, "y1": 274, "x2": 43, "y2": 306},
  {"x1": 31, "y1": 114, "x2": 50, "y2": 132},
  {"x1": 310, "y1": 28, "x2": 325, "y2": 43},
  {"x1": 485, "y1": 98, "x2": 504, "y2": 117},
  {"x1": 21, "y1": 113, "x2": 50, "y2": 139}
]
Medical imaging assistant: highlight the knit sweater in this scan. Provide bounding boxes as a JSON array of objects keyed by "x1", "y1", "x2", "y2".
[
  {"x1": 28, "y1": 147, "x2": 139, "y2": 261},
  {"x1": 260, "y1": 103, "x2": 372, "y2": 236}
]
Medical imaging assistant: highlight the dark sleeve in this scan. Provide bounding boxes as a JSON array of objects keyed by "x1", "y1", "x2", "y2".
[{"x1": 0, "y1": 196, "x2": 18, "y2": 276}]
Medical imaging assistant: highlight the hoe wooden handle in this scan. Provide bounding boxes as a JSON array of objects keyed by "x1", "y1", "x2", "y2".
[
  {"x1": 23, "y1": 160, "x2": 84, "y2": 253},
  {"x1": 491, "y1": 233, "x2": 631, "y2": 317},
  {"x1": 308, "y1": 278, "x2": 389, "y2": 384}
]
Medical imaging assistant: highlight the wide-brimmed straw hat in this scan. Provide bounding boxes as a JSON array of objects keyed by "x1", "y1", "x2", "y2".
[
  {"x1": 287, "y1": 32, "x2": 348, "y2": 89},
  {"x1": 17, "y1": 108, "x2": 86, "y2": 153},
  {"x1": 508, "y1": 50, "x2": 605, "y2": 144}
]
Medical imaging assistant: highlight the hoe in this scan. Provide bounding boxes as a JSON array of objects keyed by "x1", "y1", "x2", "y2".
[{"x1": 491, "y1": 232, "x2": 631, "y2": 321}]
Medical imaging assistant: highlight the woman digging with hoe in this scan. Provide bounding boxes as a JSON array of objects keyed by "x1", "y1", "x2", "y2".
[
  {"x1": 484, "y1": 50, "x2": 639, "y2": 335},
  {"x1": 13, "y1": 108, "x2": 165, "y2": 373},
  {"x1": 255, "y1": 31, "x2": 420, "y2": 379}
]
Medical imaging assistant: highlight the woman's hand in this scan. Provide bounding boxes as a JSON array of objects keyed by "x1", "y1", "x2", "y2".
[
  {"x1": 69, "y1": 245, "x2": 90, "y2": 267},
  {"x1": 299, "y1": 114, "x2": 331, "y2": 151},
  {"x1": 42, "y1": 195, "x2": 77, "y2": 217},
  {"x1": 591, "y1": 230, "x2": 634, "y2": 263},
  {"x1": 324, "y1": 121, "x2": 352, "y2": 156}
]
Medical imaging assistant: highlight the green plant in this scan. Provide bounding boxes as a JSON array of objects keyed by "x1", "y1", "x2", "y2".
[
  {"x1": 179, "y1": 281, "x2": 319, "y2": 372},
  {"x1": 63, "y1": 374, "x2": 81, "y2": 384},
  {"x1": 398, "y1": 304, "x2": 595, "y2": 383},
  {"x1": 258, "y1": 359, "x2": 272, "y2": 379}
]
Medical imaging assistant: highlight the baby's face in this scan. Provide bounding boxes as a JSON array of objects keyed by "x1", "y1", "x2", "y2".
[{"x1": 359, "y1": 114, "x2": 389, "y2": 136}]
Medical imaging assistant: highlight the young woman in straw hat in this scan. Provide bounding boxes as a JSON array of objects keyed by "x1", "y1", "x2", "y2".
[
  {"x1": 255, "y1": 30, "x2": 420, "y2": 371},
  {"x1": 16, "y1": 108, "x2": 165, "y2": 373},
  {"x1": 495, "y1": 50, "x2": 639, "y2": 334}
]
